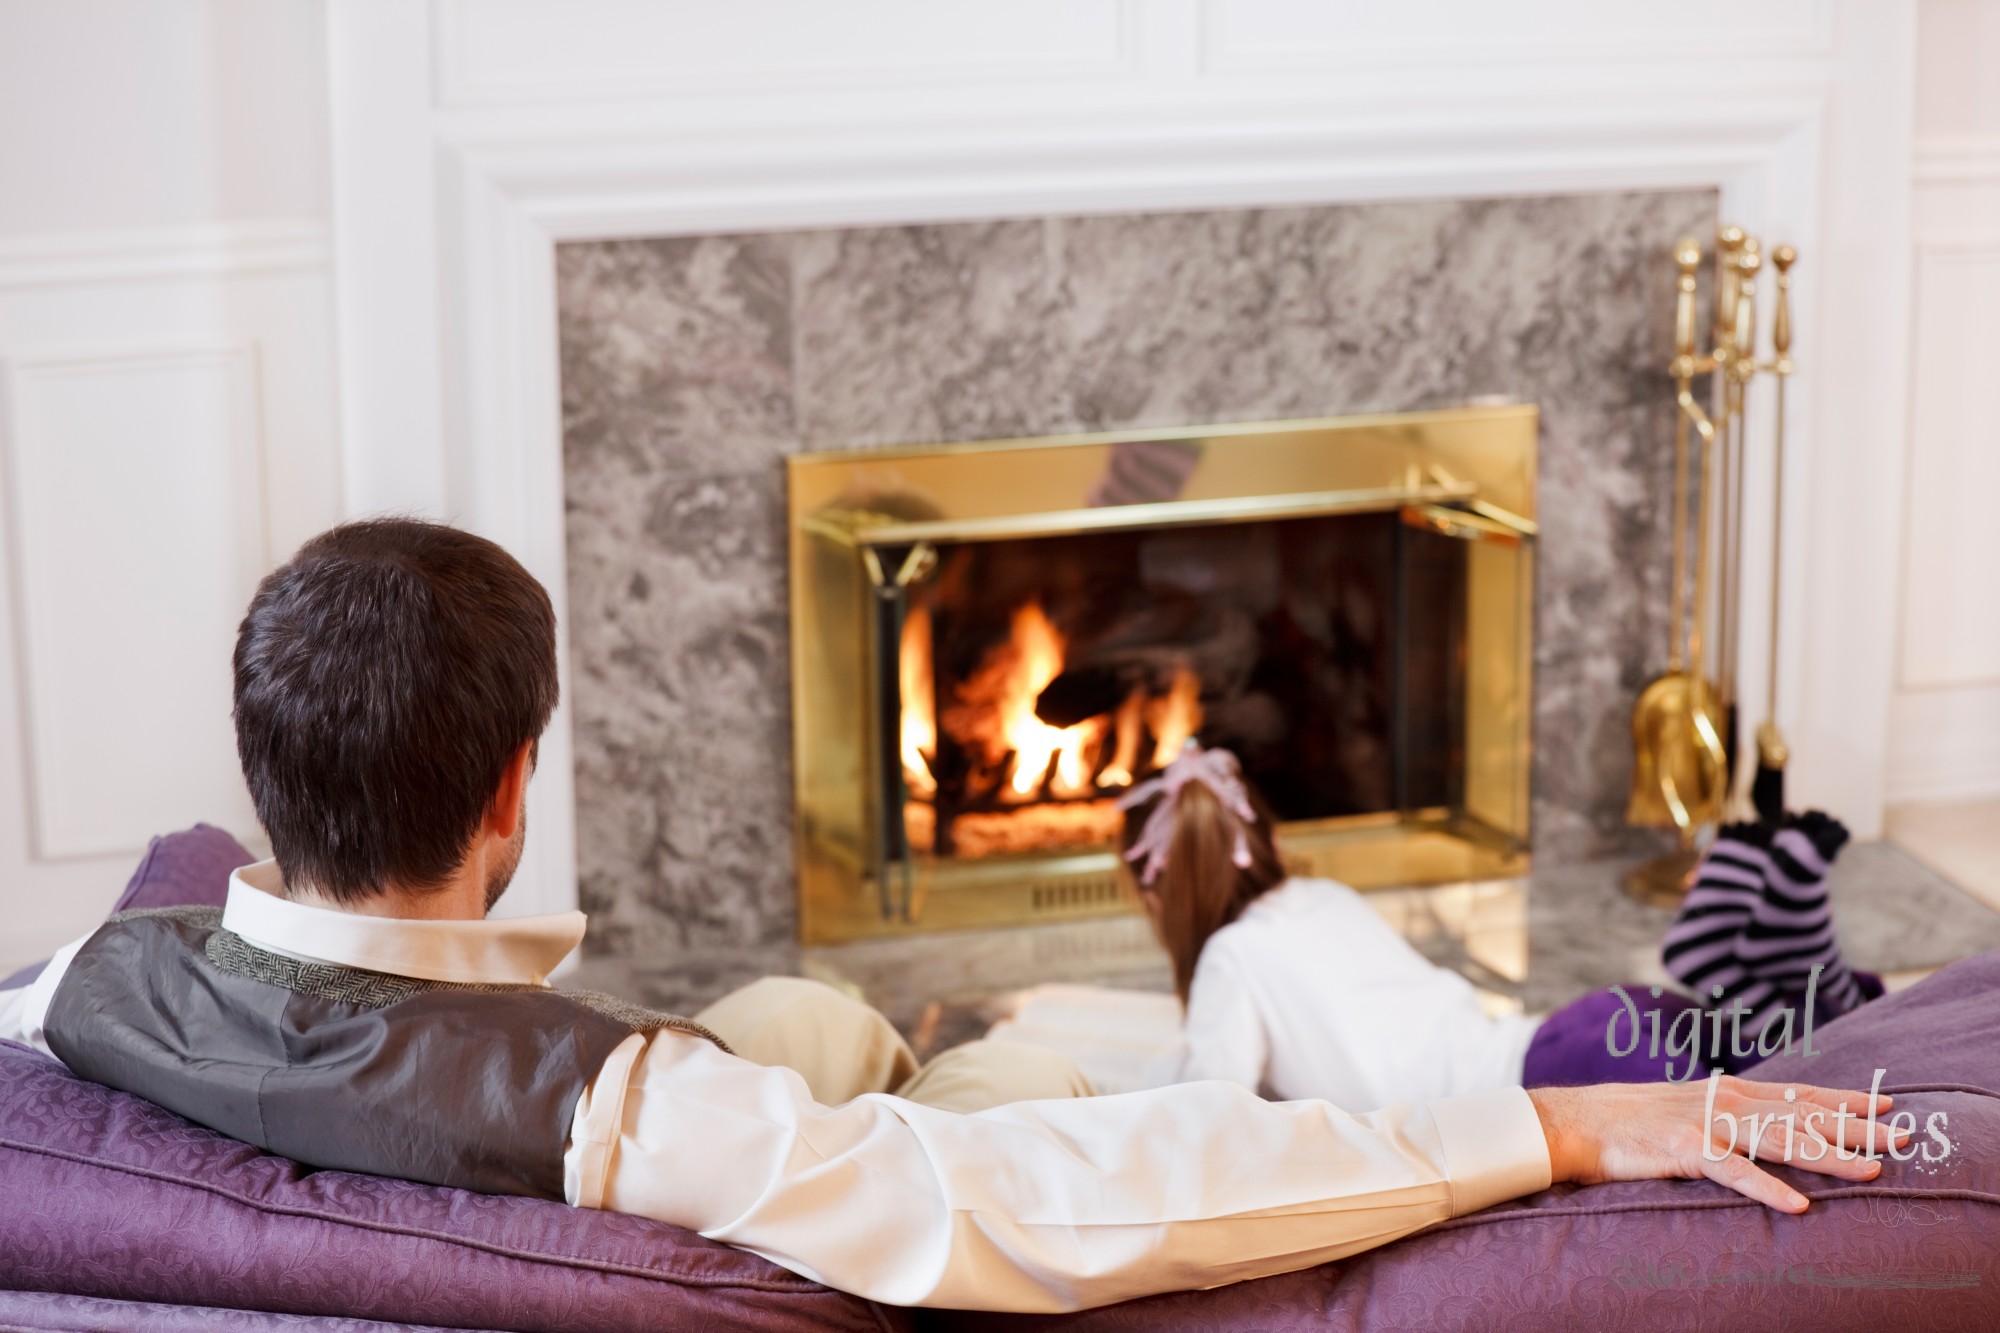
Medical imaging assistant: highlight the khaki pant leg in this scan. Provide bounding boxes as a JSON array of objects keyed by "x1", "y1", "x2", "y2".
[
  {"x1": 895, "y1": 1039, "x2": 1095, "y2": 1114},
  {"x1": 694, "y1": 976, "x2": 920, "y2": 1106}
]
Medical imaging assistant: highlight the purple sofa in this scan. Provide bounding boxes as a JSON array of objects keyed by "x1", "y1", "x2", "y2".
[{"x1": 4, "y1": 829, "x2": 1998, "y2": 1330}]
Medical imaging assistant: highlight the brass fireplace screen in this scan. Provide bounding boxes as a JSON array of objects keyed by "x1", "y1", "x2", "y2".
[{"x1": 787, "y1": 406, "x2": 1538, "y2": 944}]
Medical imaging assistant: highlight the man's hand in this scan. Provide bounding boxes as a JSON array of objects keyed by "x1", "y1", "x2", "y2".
[{"x1": 1527, "y1": 1075, "x2": 1906, "y2": 1213}]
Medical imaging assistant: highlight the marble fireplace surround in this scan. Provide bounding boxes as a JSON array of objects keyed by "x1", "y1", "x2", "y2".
[{"x1": 557, "y1": 190, "x2": 1716, "y2": 954}]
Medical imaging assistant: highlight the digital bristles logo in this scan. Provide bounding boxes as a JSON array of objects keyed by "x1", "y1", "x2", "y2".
[
  {"x1": 1696, "y1": 1071, "x2": 1952, "y2": 1168},
  {"x1": 1603, "y1": 966, "x2": 1956, "y2": 1167},
  {"x1": 1603, "y1": 973, "x2": 1832, "y2": 1084}
]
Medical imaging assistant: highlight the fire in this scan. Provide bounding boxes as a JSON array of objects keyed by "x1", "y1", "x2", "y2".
[
  {"x1": 1000, "y1": 604, "x2": 1097, "y2": 799},
  {"x1": 900, "y1": 605, "x2": 936, "y2": 797},
  {"x1": 1146, "y1": 665, "x2": 1203, "y2": 768},
  {"x1": 909, "y1": 595, "x2": 1210, "y2": 845}
]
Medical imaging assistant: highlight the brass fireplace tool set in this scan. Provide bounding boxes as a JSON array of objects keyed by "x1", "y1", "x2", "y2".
[{"x1": 1625, "y1": 226, "x2": 1797, "y2": 904}]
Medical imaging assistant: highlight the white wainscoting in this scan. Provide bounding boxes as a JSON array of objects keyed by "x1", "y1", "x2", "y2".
[
  {"x1": 327, "y1": 0, "x2": 1915, "y2": 920},
  {"x1": 431, "y1": 0, "x2": 1138, "y2": 107},
  {"x1": 1198, "y1": 0, "x2": 1833, "y2": 73},
  {"x1": 2, "y1": 345, "x2": 264, "y2": 860},
  {"x1": 1889, "y1": 683, "x2": 2000, "y2": 804},
  {"x1": 1889, "y1": 134, "x2": 2000, "y2": 803},
  {"x1": 1902, "y1": 244, "x2": 2000, "y2": 689},
  {"x1": 0, "y1": 221, "x2": 338, "y2": 969}
]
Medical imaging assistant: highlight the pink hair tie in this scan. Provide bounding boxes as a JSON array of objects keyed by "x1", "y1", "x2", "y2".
[{"x1": 1116, "y1": 741, "x2": 1258, "y2": 886}]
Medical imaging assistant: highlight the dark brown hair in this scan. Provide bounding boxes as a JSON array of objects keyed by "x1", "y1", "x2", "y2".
[
  {"x1": 232, "y1": 518, "x2": 557, "y2": 903},
  {"x1": 1118, "y1": 768, "x2": 1287, "y2": 1003}
]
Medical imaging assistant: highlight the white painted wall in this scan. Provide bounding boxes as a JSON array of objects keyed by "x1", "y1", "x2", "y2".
[
  {"x1": 0, "y1": 0, "x2": 328, "y2": 235},
  {"x1": 0, "y1": 0, "x2": 339, "y2": 970},
  {"x1": 1887, "y1": 0, "x2": 2000, "y2": 804}
]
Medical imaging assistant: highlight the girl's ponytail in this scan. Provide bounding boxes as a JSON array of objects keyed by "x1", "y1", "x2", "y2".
[{"x1": 1117, "y1": 746, "x2": 1285, "y2": 1002}]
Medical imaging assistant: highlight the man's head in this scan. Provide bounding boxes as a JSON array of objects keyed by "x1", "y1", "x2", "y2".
[{"x1": 232, "y1": 518, "x2": 557, "y2": 910}]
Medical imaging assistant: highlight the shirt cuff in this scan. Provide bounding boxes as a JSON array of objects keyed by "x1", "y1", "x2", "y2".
[{"x1": 1427, "y1": 1085, "x2": 1552, "y2": 1217}]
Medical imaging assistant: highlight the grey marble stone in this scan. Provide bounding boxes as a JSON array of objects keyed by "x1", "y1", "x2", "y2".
[
  {"x1": 562, "y1": 466, "x2": 795, "y2": 951},
  {"x1": 557, "y1": 236, "x2": 797, "y2": 478},
  {"x1": 558, "y1": 189, "x2": 1716, "y2": 951},
  {"x1": 793, "y1": 220, "x2": 1072, "y2": 449}
]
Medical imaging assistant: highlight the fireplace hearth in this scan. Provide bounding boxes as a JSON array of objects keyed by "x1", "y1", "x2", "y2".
[{"x1": 789, "y1": 406, "x2": 1537, "y2": 942}]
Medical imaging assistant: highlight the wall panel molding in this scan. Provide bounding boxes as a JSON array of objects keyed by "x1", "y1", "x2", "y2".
[
  {"x1": 1888, "y1": 683, "x2": 2000, "y2": 804},
  {"x1": 0, "y1": 220, "x2": 330, "y2": 290},
  {"x1": 1198, "y1": 0, "x2": 1834, "y2": 77},
  {"x1": 1900, "y1": 242, "x2": 2000, "y2": 692},
  {"x1": 0, "y1": 345, "x2": 267, "y2": 862},
  {"x1": 1913, "y1": 134, "x2": 2000, "y2": 185},
  {"x1": 430, "y1": 0, "x2": 1142, "y2": 109},
  {"x1": 1887, "y1": 128, "x2": 2000, "y2": 803}
]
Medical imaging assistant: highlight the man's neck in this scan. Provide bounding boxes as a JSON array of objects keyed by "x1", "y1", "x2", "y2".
[
  {"x1": 280, "y1": 787, "x2": 523, "y2": 923},
  {"x1": 288, "y1": 871, "x2": 490, "y2": 922}
]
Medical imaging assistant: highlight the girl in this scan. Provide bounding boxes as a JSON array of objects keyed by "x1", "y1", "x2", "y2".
[{"x1": 1117, "y1": 742, "x2": 1876, "y2": 1110}]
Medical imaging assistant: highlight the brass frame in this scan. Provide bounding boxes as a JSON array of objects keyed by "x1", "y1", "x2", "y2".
[{"x1": 787, "y1": 405, "x2": 1540, "y2": 944}]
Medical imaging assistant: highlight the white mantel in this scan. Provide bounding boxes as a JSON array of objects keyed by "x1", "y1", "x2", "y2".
[{"x1": 323, "y1": 0, "x2": 1917, "y2": 920}]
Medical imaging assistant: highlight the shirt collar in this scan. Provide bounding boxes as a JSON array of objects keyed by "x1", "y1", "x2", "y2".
[{"x1": 220, "y1": 860, "x2": 586, "y2": 987}]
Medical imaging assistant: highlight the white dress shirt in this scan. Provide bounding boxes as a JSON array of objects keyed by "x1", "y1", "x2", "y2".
[
  {"x1": 1, "y1": 862, "x2": 1552, "y2": 1313},
  {"x1": 1176, "y1": 878, "x2": 1542, "y2": 1112}
]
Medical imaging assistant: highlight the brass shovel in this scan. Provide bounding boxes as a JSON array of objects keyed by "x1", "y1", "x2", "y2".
[
  {"x1": 1624, "y1": 417, "x2": 1728, "y2": 903},
  {"x1": 1624, "y1": 244, "x2": 1736, "y2": 896},
  {"x1": 1628, "y1": 429, "x2": 1728, "y2": 845},
  {"x1": 1625, "y1": 395, "x2": 1696, "y2": 828}
]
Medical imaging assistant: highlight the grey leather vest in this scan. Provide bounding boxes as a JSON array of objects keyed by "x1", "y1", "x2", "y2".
[{"x1": 44, "y1": 906, "x2": 722, "y2": 1201}]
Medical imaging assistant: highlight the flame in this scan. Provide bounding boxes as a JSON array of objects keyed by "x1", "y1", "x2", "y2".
[
  {"x1": 1145, "y1": 665, "x2": 1204, "y2": 768},
  {"x1": 1000, "y1": 604, "x2": 1097, "y2": 799},
  {"x1": 900, "y1": 605, "x2": 937, "y2": 797},
  {"x1": 1097, "y1": 687, "x2": 1145, "y2": 788},
  {"x1": 917, "y1": 599, "x2": 1209, "y2": 833}
]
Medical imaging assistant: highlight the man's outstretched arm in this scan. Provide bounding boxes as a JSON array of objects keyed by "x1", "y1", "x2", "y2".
[{"x1": 571, "y1": 1034, "x2": 1899, "y2": 1314}]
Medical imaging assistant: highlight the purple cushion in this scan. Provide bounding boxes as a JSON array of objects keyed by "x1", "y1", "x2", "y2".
[
  {"x1": 9, "y1": 827, "x2": 1998, "y2": 1328},
  {"x1": 0, "y1": 1289, "x2": 469, "y2": 1332},
  {"x1": 1741, "y1": 954, "x2": 1999, "y2": 1090},
  {"x1": 0, "y1": 824, "x2": 253, "y2": 990},
  {"x1": 0, "y1": 1040, "x2": 911, "y2": 1333},
  {"x1": 109, "y1": 821, "x2": 256, "y2": 914},
  {"x1": 952, "y1": 953, "x2": 2000, "y2": 1331}
]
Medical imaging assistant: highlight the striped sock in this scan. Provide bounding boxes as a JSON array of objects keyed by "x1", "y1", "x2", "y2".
[
  {"x1": 1661, "y1": 824, "x2": 1786, "y2": 1024},
  {"x1": 1735, "y1": 812, "x2": 1865, "y2": 1017},
  {"x1": 1660, "y1": 812, "x2": 1867, "y2": 1045}
]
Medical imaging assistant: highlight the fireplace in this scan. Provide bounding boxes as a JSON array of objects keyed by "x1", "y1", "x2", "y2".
[
  {"x1": 789, "y1": 405, "x2": 1536, "y2": 943},
  {"x1": 556, "y1": 191, "x2": 1714, "y2": 954}
]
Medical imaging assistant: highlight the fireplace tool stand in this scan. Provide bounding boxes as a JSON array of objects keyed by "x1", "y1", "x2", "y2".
[{"x1": 1626, "y1": 227, "x2": 1797, "y2": 906}]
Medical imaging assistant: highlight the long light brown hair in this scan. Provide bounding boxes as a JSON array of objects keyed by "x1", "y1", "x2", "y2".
[{"x1": 1118, "y1": 769, "x2": 1287, "y2": 1003}]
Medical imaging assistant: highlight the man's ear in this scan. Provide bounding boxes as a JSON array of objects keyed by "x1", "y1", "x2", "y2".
[{"x1": 488, "y1": 739, "x2": 535, "y2": 841}]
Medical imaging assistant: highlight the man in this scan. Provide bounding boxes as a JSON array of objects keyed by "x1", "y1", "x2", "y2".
[{"x1": 0, "y1": 519, "x2": 1901, "y2": 1314}]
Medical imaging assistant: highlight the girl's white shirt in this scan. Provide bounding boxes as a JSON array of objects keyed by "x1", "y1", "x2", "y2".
[{"x1": 1175, "y1": 877, "x2": 1541, "y2": 1111}]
